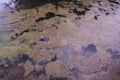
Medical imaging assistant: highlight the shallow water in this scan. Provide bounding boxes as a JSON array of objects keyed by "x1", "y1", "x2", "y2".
[
  {"x1": 0, "y1": 0, "x2": 120, "y2": 80},
  {"x1": 0, "y1": 0, "x2": 10, "y2": 11}
]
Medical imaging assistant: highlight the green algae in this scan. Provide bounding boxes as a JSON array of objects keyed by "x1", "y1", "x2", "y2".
[{"x1": 0, "y1": 43, "x2": 30, "y2": 59}]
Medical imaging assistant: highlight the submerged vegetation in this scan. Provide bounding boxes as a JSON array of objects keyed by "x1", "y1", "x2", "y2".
[
  {"x1": 0, "y1": 0, "x2": 120, "y2": 80},
  {"x1": 0, "y1": 43, "x2": 30, "y2": 59}
]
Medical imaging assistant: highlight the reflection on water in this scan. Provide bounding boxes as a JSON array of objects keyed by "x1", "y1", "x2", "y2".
[
  {"x1": 0, "y1": 16, "x2": 7, "y2": 19},
  {"x1": 0, "y1": 0, "x2": 10, "y2": 11},
  {"x1": 8, "y1": 0, "x2": 57, "y2": 10},
  {"x1": 0, "y1": 3, "x2": 7, "y2": 12},
  {"x1": 0, "y1": 0, "x2": 68, "y2": 11},
  {"x1": 0, "y1": 3, "x2": 5, "y2": 11},
  {"x1": 0, "y1": 0, "x2": 11, "y2": 47},
  {"x1": 0, "y1": 0, "x2": 44, "y2": 11}
]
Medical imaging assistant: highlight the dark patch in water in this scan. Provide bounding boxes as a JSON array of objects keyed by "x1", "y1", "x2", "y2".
[
  {"x1": 105, "y1": 12, "x2": 110, "y2": 15},
  {"x1": 94, "y1": 15, "x2": 100, "y2": 20},
  {"x1": 111, "y1": 54, "x2": 120, "y2": 59},
  {"x1": 0, "y1": 54, "x2": 49, "y2": 79},
  {"x1": 73, "y1": 8, "x2": 86, "y2": 16},
  {"x1": 32, "y1": 70, "x2": 46, "y2": 77},
  {"x1": 97, "y1": 1, "x2": 102, "y2": 6},
  {"x1": 0, "y1": 54, "x2": 28, "y2": 66},
  {"x1": 45, "y1": 12, "x2": 56, "y2": 18},
  {"x1": 98, "y1": 8, "x2": 107, "y2": 12},
  {"x1": 14, "y1": 54, "x2": 29, "y2": 65},
  {"x1": 11, "y1": 0, "x2": 48, "y2": 10},
  {"x1": 9, "y1": 0, "x2": 78, "y2": 11},
  {"x1": 19, "y1": 29, "x2": 29, "y2": 36},
  {"x1": 51, "y1": 55, "x2": 57, "y2": 62},
  {"x1": 30, "y1": 42, "x2": 37, "y2": 48},
  {"x1": 14, "y1": 54, "x2": 37, "y2": 66},
  {"x1": 35, "y1": 12, "x2": 66, "y2": 22},
  {"x1": 106, "y1": 47, "x2": 120, "y2": 59},
  {"x1": 38, "y1": 55, "x2": 57, "y2": 66},
  {"x1": 46, "y1": 47, "x2": 51, "y2": 50},
  {"x1": 11, "y1": 29, "x2": 30, "y2": 40},
  {"x1": 35, "y1": 12, "x2": 55, "y2": 22},
  {"x1": 81, "y1": 43, "x2": 97, "y2": 57},
  {"x1": 106, "y1": 48, "x2": 119, "y2": 55},
  {"x1": 94, "y1": 16, "x2": 97, "y2": 20},
  {"x1": 108, "y1": 0, "x2": 120, "y2": 5},
  {"x1": 39, "y1": 37, "x2": 50, "y2": 42},
  {"x1": 84, "y1": 44, "x2": 97, "y2": 53},
  {"x1": 28, "y1": 57, "x2": 36, "y2": 65},
  {"x1": 38, "y1": 60, "x2": 50, "y2": 66},
  {"x1": 72, "y1": 3, "x2": 92, "y2": 16},
  {"x1": 9, "y1": 0, "x2": 46, "y2": 10},
  {"x1": 51, "y1": 24, "x2": 59, "y2": 30},
  {"x1": 11, "y1": 25, "x2": 49, "y2": 41},
  {"x1": 50, "y1": 77, "x2": 68, "y2": 80},
  {"x1": 25, "y1": 68, "x2": 46, "y2": 78}
]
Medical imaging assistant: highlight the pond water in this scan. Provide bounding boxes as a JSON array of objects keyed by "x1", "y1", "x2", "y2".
[
  {"x1": 0, "y1": 0, "x2": 10, "y2": 12},
  {"x1": 0, "y1": 0, "x2": 120, "y2": 80}
]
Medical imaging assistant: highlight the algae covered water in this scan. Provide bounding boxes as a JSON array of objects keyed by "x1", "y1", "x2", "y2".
[{"x1": 0, "y1": 0, "x2": 120, "y2": 80}]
